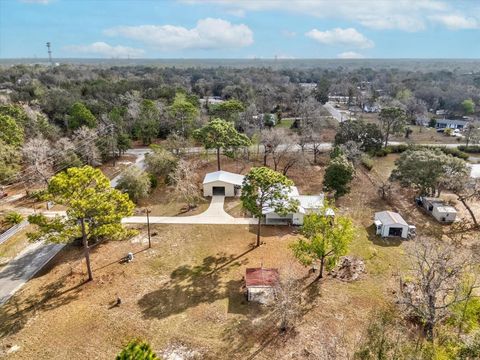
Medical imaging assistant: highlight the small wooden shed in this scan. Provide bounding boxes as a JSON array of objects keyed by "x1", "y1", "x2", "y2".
[{"x1": 245, "y1": 268, "x2": 279, "y2": 305}]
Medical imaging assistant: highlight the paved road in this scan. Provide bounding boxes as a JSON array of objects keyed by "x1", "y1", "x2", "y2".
[
  {"x1": 0, "y1": 241, "x2": 65, "y2": 305},
  {"x1": 123, "y1": 195, "x2": 257, "y2": 225},
  {"x1": 323, "y1": 102, "x2": 347, "y2": 122}
]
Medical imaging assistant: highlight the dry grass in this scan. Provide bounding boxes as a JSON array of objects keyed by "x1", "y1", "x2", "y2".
[{"x1": 0, "y1": 154, "x2": 477, "y2": 359}]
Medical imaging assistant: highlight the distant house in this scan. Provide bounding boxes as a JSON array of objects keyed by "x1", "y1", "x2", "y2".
[
  {"x1": 299, "y1": 83, "x2": 317, "y2": 90},
  {"x1": 200, "y1": 96, "x2": 224, "y2": 106},
  {"x1": 374, "y1": 211, "x2": 415, "y2": 238},
  {"x1": 416, "y1": 197, "x2": 457, "y2": 223},
  {"x1": 202, "y1": 171, "x2": 244, "y2": 197},
  {"x1": 245, "y1": 267, "x2": 279, "y2": 304},
  {"x1": 363, "y1": 104, "x2": 380, "y2": 113},
  {"x1": 435, "y1": 109, "x2": 447, "y2": 116},
  {"x1": 263, "y1": 187, "x2": 334, "y2": 226},
  {"x1": 435, "y1": 119, "x2": 469, "y2": 130}
]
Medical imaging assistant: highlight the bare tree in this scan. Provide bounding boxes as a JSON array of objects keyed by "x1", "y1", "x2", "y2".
[
  {"x1": 73, "y1": 126, "x2": 101, "y2": 166},
  {"x1": 272, "y1": 271, "x2": 302, "y2": 332},
  {"x1": 398, "y1": 238, "x2": 479, "y2": 341},
  {"x1": 170, "y1": 159, "x2": 202, "y2": 210},
  {"x1": 296, "y1": 97, "x2": 324, "y2": 163},
  {"x1": 281, "y1": 150, "x2": 308, "y2": 177},
  {"x1": 260, "y1": 128, "x2": 284, "y2": 168},
  {"x1": 22, "y1": 136, "x2": 53, "y2": 185}
]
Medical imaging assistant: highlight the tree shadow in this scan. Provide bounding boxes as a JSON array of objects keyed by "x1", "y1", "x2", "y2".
[
  {"x1": 0, "y1": 274, "x2": 84, "y2": 338},
  {"x1": 138, "y1": 250, "x2": 252, "y2": 321},
  {"x1": 366, "y1": 224, "x2": 403, "y2": 247}
]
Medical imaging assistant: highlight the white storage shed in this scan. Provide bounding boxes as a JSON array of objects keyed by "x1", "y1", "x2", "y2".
[
  {"x1": 374, "y1": 211, "x2": 412, "y2": 239},
  {"x1": 203, "y1": 171, "x2": 244, "y2": 197}
]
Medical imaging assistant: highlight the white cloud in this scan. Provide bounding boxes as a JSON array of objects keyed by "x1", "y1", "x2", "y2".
[
  {"x1": 226, "y1": 8, "x2": 246, "y2": 17},
  {"x1": 337, "y1": 51, "x2": 365, "y2": 59},
  {"x1": 429, "y1": 14, "x2": 480, "y2": 29},
  {"x1": 181, "y1": 0, "x2": 476, "y2": 32},
  {"x1": 104, "y1": 18, "x2": 253, "y2": 51},
  {"x1": 306, "y1": 28, "x2": 374, "y2": 49},
  {"x1": 65, "y1": 42, "x2": 145, "y2": 58}
]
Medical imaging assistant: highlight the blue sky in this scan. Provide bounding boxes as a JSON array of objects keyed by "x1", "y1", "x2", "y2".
[{"x1": 1, "y1": 0, "x2": 479, "y2": 59}]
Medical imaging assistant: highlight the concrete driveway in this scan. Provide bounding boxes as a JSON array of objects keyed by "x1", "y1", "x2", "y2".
[{"x1": 123, "y1": 195, "x2": 257, "y2": 225}]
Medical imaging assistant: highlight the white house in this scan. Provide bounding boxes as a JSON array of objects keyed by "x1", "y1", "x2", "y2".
[
  {"x1": 245, "y1": 267, "x2": 279, "y2": 304},
  {"x1": 263, "y1": 187, "x2": 333, "y2": 226},
  {"x1": 202, "y1": 171, "x2": 244, "y2": 197},
  {"x1": 374, "y1": 211, "x2": 415, "y2": 239},
  {"x1": 416, "y1": 197, "x2": 457, "y2": 223}
]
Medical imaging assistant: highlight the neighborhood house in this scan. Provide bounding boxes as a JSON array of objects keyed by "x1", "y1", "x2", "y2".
[
  {"x1": 202, "y1": 171, "x2": 244, "y2": 197},
  {"x1": 245, "y1": 267, "x2": 279, "y2": 304},
  {"x1": 374, "y1": 211, "x2": 415, "y2": 239},
  {"x1": 264, "y1": 187, "x2": 333, "y2": 226},
  {"x1": 435, "y1": 118, "x2": 469, "y2": 130},
  {"x1": 416, "y1": 197, "x2": 457, "y2": 223}
]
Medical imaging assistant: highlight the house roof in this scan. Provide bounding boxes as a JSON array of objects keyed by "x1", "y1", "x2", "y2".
[
  {"x1": 435, "y1": 206, "x2": 457, "y2": 214},
  {"x1": 436, "y1": 119, "x2": 469, "y2": 126},
  {"x1": 203, "y1": 171, "x2": 245, "y2": 186},
  {"x1": 245, "y1": 268, "x2": 279, "y2": 287},
  {"x1": 374, "y1": 211, "x2": 408, "y2": 227}
]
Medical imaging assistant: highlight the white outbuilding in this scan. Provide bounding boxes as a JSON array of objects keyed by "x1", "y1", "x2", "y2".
[
  {"x1": 374, "y1": 211, "x2": 414, "y2": 239},
  {"x1": 202, "y1": 170, "x2": 244, "y2": 197},
  {"x1": 416, "y1": 197, "x2": 457, "y2": 223}
]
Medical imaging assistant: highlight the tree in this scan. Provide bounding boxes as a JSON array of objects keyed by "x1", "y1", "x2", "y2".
[
  {"x1": 164, "y1": 132, "x2": 191, "y2": 156},
  {"x1": 145, "y1": 145, "x2": 177, "y2": 180},
  {"x1": 448, "y1": 177, "x2": 480, "y2": 228},
  {"x1": 209, "y1": 99, "x2": 244, "y2": 122},
  {"x1": 0, "y1": 113, "x2": 24, "y2": 147},
  {"x1": 193, "y1": 118, "x2": 251, "y2": 171},
  {"x1": 170, "y1": 159, "x2": 202, "y2": 210},
  {"x1": 27, "y1": 166, "x2": 135, "y2": 281},
  {"x1": 390, "y1": 148, "x2": 469, "y2": 197},
  {"x1": 290, "y1": 210, "x2": 354, "y2": 280},
  {"x1": 272, "y1": 271, "x2": 302, "y2": 332},
  {"x1": 334, "y1": 120, "x2": 383, "y2": 153},
  {"x1": 241, "y1": 167, "x2": 299, "y2": 247},
  {"x1": 399, "y1": 239, "x2": 478, "y2": 341},
  {"x1": 168, "y1": 93, "x2": 199, "y2": 137},
  {"x1": 323, "y1": 155, "x2": 355, "y2": 198},
  {"x1": 73, "y1": 126, "x2": 102, "y2": 166},
  {"x1": 296, "y1": 97, "x2": 325, "y2": 163},
  {"x1": 461, "y1": 98, "x2": 475, "y2": 115},
  {"x1": 22, "y1": 136, "x2": 53, "y2": 185},
  {"x1": 116, "y1": 167, "x2": 151, "y2": 203},
  {"x1": 464, "y1": 122, "x2": 480, "y2": 148},
  {"x1": 67, "y1": 102, "x2": 96, "y2": 130},
  {"x1": 136, "y1": 100, "x2": 160, "y2": 145},
  {"x1": 379, "y1": 107, "x2": 407, "y2": 148},
  {"x1": 314, "y1": 78, "x2": 330, "y2": 104},
  {"x1": 0, "y1": 139, "x2": 21, "y2": 184},
  {"x1": 116, "y1": 339, "x2": 159, "y2": 360}
]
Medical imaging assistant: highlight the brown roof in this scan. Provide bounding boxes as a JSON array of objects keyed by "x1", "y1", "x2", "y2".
[{"x1": 245, "y1": 268, "x2": 279, "y2": 287}]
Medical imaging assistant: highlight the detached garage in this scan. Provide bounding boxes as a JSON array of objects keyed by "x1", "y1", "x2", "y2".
[
  {"x1": 203, "y1": 171, "x2": 245, "y2": 197},
  {"x1": 374, "y1": 211, "x2": 414, "y2": 239}
]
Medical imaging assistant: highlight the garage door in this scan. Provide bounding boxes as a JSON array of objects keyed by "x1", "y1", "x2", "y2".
[
  {"x1": 388, "y1": 227, "x2": 403, "y2": 237},
  {"x1": 212, "y1": 186, "x2": 225, "y2": 195}
]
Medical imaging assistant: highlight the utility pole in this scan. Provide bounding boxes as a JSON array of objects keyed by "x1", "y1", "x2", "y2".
[
  {"x1": 46, "y1": 42, "x2": 53, "y2": 66},
  {"x1": 146, "y1": 208, "x2": 151, "y2": 248}
]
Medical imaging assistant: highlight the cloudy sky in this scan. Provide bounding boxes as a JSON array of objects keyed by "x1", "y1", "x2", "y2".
[{"x1": 1, "y1": 0, "x2": 479, "y2": 59}]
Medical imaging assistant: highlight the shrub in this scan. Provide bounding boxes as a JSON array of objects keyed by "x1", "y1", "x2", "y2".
[
  {"x1": 458, "y1": 145, "x2": 480, "y2": 153},
  {"x1": 438, "y1": 147, "x2": 469, "y2": 160},
  {"x1": 116, "y1": 339, "x2": 159, "y2": 360},
  {"x1": 116, "y1": 167, "x2": 151, "y2": 203},
  {"x1": 361, "y1": 155, "x2": 374, "y2": 171},
  {"x1": 4, "y1": 211, "x2": 24, "y2": 226},
  {"x1": 148, "y1": 173, "x2": 158, "y2": 189}
]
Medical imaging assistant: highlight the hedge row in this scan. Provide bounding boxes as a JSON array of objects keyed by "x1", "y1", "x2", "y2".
[
  {"x1": 375, "y1": 144, "x2": 469, "y2": 160},
  {"x1": 458, "y1": 145, "x2": 480, "y2": 153}
]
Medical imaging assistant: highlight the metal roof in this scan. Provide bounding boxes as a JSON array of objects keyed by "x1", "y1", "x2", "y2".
[
  {"x1": 202, "y1": 171, "x2": 245, "y2": 186},
  {"x1": 245, "y1": 268, "x2": 279, "y2": 287},
  {"x1": 374, "y1": 211, "x2": 408, "y2": 226}
]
